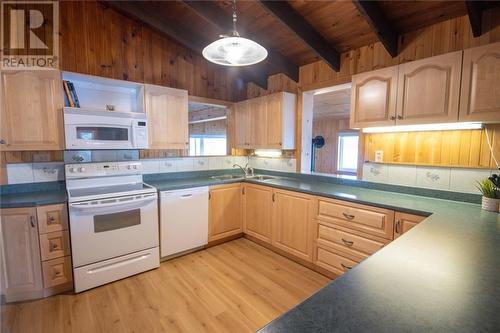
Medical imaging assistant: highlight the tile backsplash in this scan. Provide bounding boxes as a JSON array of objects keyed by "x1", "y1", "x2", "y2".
[{"x1": 363, "y1": 162, "x2": 496, "y2": 194}]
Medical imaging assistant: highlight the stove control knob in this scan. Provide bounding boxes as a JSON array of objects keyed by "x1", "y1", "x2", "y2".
[
  {"x1": 78, "y1": 167, "x2": 85, "y2": 173},
  {"x1": 68, "y1": 167, "x2": 76, "y2": 173},
  {"x1": 133, "y1": 165, "x2": 138, "y2": 170},
  {"x1": 126, "y1": 165, "x2": 132, "y2": 170}
]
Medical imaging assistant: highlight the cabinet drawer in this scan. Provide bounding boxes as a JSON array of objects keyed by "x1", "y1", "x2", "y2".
[
  {"x1": 39, "y1": 231, "x2": 71, "y2": 261},
  {"x1": 315, "y1": 246, "x2": 358, "y2": 276},
  {"x1": 316, "y1": 222, "x2": 387, "y2": 260},
  {"x1": 42, "y1": 256, "x2": 73, "y2": 288},
  {"x1": 37, "y1": 204, "x2": 68, "y2": 234},
  {"x1": 317, "y1": 198, "x2": 394, "y2": 239}
]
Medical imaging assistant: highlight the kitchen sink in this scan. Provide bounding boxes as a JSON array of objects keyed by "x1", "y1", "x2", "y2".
[
  {"x1": 210, "y1": 174, "x2": 278, "y2": 181},
  {"x1": 210, "y1": 175, "x2": 245, "y2": 181},
  {"x1": 248, "y1": 175, "x2": 278, "y2": 181}
]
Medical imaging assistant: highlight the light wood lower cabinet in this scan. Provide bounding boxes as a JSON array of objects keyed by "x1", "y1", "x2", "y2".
[
  {"x1": 315, "y1": 221, "x2": 389, "y2": 261},
  {"x1": 271, "y1": 189, "x2": 315, "y2": 262},
  {"x1": 0, "y1": 204, "x2": 72, "y2": 302},
  {"x1": 208, "y1": 184, "x2": 243, "y2": 242},
  {"x1": 242, "y1": 184, "x2": 273, "y2": 244},
  {"x1": 315, "y1": 246, "x2": 359, "y2": 276},
  {"x1": 394, "y1": 212, "x2": 426, "y2": 239},
  {"x1": 316, "y1": 197, "x2": 394, "y2": 240},
  {"x1": 0, "y1": 207, "x2": 44, "y2": 302}
]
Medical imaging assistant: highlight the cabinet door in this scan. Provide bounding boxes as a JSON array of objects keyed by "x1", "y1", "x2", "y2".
[
  {"x1": 234, "y1": 100, "x2": 251, "y2": 148},
  {"x1": 396, "y1": 51, "x2": 462, "y2": 125},
  {"x1": 249, "y1": 97, "x2": 267, "y2": 148},
  {"x1": 266, "y1": 93, "x2": 283, "y2": 148},
  {"x1": 394, "y1": 212, "x2": 426, "y2": 239},
  {"x1": 0, "y1": 207, "x2": 43, "y2": 302},
  {"x1": 272, "y1": 189, "x2": 314, "y2": 261},
  {"x1": 145, "y1": 84, "x2": 188, "y2": 149},
  {"x1": 0, "y1": 70, "x2": 64, "y2": 151},
  {"x1": 459, "y1": 42, "x2": 500, "y2": 122},
  {"x1": 243, "y1": 184, "x2": 272, "y2": 243},
  {"x1": 350, "y1": 65, "x2": 398, "y2": 128},
  {"x1": 208, "y1": 184, "x2": 243, "y2": 242}
]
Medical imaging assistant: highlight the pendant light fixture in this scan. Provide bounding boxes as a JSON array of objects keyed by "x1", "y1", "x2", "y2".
[{"x1": 202, "y1": 0, "x2": 268, "y2": 66}]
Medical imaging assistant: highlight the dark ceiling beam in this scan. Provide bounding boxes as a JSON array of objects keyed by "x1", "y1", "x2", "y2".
[
  {"x1": 105, "y1": 1, "x2": 268, "y2": 89},
  {"x1": 258, "y1": 0, "x2": 340, "y2": 71},
  {"x1": 182, "y1": 0, "x2": 299, "y2": 82},
  {"x1": 352, "y1": 0, "x2": 398, "y2": 57},
  {"x1": 465, "y1": 1, "x2": 488, "y2": 37}
]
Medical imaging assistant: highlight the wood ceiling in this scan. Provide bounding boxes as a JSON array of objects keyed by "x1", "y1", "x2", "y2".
[{"x1": 107, "y1": 0, "x2": 496, "y2": 89}]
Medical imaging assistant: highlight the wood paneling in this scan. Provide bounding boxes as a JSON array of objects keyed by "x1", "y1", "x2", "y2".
[
  {"x1": 312, "y1": 117, "x2": 351, "y2": 174},
  {"x1": 364, "y1": 125, "x2": 500, "y2": 169},
  {"x1": 60, "y1": 1, "x2": 245, "y2": 101},
  {"x1": 298, "y1": 9, "x2": 500, "y2": 92}
]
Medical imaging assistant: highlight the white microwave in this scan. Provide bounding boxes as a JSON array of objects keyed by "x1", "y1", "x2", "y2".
[{"x1": 64, "y1": 109, "x2": 148, "y2": 150}]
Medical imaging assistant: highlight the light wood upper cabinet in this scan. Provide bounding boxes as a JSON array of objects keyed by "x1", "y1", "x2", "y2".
[
  {"x1": 272, "y1": 189, "x2": 315, "y2": 262},
  {"x1": 396, "y1": 51, "x2": 462, "y2": 125},
  {"x1": 459, "y1": 42, "x2": 500, "y2": 122},
  {"x1": 266, "y1": 92, "x2": 296, "y2": 149},
  {"x1": 144, "y1": 84, "x2": 188, "y2": 149},
  {"x1": 243, "y1": 184, "x2": 273, "y2": 243},
  {"x1": 350, "y1": 65, "x2": 398, "y2": 128},
  {"x1": 234, "y1": 100, "x2": 251, "y2": 148},
  {"x1": 0, "y1": 207, "x2": 43, "y2": 302},
  {"x1": 234, "y1": 92, "x2": 296, "y2": 149},
  {"x1": 0, "y1": 70, "x2": 64, "y2": 151},
  {"x1": 248, "y1": 96, "x2": 267, "y2": 148},
  {"x1": 394, "y1": 212, "x2": 426, "y2": 239},
  {"x1": 208, "y1": 184, "x2": 243, "y2": 242}
]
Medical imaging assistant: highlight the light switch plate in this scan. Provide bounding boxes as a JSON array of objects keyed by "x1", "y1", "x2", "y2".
[{"x1": 375, "y1": 150, "x2": 384, "y2": 163}]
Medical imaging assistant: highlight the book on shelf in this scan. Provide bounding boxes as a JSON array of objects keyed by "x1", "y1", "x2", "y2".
[
  {"x1": 68, "y1": 81, "x2": 80, "y2": 108},
  {"x1": 62, "y1": 80, "x2": 80, "y2": 108},
  {"x1": 62, "y1": 80, "x2": 74, "y2": 107}
]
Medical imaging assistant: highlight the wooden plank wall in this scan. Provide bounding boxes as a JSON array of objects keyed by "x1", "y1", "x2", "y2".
[
  {"x1": 60, "y1": 1, "x2": 245, "y2": 101},
  {"x1": 365, "y1": 125, "x2": 500, "y2": 169},
  {"x1": 312, "y1": 118, "x2": 352, "y2": 174},
  {"x1": 246, "y1": 9, "x2": 500, "y2": 171}
]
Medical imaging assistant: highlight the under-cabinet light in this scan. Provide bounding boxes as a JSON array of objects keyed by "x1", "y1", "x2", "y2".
[
  {"x1": 362, "y1": 122, "x2": 483, "y2": 133},
  {"x1": 254, "y1": 149, "x2": 282, "y2": 158}
]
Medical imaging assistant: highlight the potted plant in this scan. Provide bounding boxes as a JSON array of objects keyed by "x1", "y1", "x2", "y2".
[
  {"x1": 477, "y1": 179, "x2": 499, "y2": 212},
  {"x1": 488, "y1": 174, "x2": 500, "y2": 213}
]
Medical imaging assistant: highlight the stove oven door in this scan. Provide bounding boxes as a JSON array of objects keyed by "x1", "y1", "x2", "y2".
[{"x1": 69, "y1": 192, "x2": 159, "y2": 267}]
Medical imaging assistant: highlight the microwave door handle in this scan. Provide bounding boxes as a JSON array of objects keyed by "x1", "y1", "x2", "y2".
[
  {"x1": 69, "y1": 195, "x2": 156, "y2": 212},
  {"x1": 130, "y1": 122, "x2": 136, "y2": 148}
]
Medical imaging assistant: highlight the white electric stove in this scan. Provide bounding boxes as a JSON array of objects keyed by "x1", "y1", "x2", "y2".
[{"x1": 66, "y1": 161, "x2": 159, "y2": 293}]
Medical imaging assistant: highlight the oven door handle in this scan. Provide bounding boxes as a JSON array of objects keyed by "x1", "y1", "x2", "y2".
[{"x1": 69, "y1": 194, "x2": 157, "y2": 213}]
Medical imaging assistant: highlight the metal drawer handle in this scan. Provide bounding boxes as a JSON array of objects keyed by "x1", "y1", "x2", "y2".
[
  {"x1": 342, "y1": 213, "x2": 355, "y2": 220},
  {"x1": 29, "y1": 216, "x2": 36, "y2": 228},
  {"x1": 395, "y1": 219, "x2": 401, "y2": 233},
  {"x1": 51, "y1": 243, "x2": 59, "y2": 250},
  {"x1": 341, "y1": 238, "x2": 354, "y2": 247},
  {"x1": 341, "y1": 263, "x2": 352, "y2": 270}
]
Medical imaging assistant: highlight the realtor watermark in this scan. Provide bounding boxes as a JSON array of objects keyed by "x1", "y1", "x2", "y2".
[{"x1": 1, "y1": 1, "x2": 59, "y2": 69}]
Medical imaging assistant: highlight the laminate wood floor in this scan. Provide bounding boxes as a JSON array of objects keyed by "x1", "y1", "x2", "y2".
[{"x1": 1, "y1": 238, "x2": 330, "y2": 333}]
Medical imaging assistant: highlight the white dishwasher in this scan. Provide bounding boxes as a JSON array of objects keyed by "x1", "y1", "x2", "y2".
[{"x1": 160, "y1": 186, "x2": 209, "y2": 258}]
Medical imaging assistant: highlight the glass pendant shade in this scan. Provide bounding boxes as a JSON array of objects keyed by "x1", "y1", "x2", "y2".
[{"x1": 202, "y1": 36, "x2": 268, "y2": 66}]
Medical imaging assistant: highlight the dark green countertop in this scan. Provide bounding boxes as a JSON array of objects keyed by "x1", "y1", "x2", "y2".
[
  {"x1": 0, "y1": 190, "x2": 67, "y2": 208},
  {"x1": 148, "y1": 174, "x2": 500, "y2": 333}
]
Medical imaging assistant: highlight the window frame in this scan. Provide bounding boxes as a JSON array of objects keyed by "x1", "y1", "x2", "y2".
[
  {"x1": 336, "y1": 131, "x2": 359, "y2": 175},
  {"x1": 189, "y1": 134, "x2": 227, "y2": 157}
]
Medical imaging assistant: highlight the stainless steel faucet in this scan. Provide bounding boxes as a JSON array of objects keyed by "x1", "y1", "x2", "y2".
[{"x1": 233, "y1": 163, "x2": 254, "y2": 177}]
